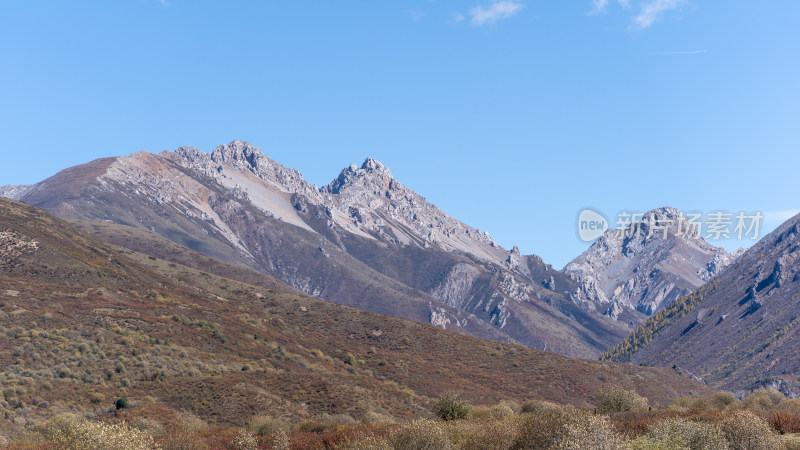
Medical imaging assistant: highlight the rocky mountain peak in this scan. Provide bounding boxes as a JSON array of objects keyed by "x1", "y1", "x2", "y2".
[
  {"x1": 564, "y1": 206, "x2": 732, "y2": 322},
  {"x1": 211, "y1": 140, "x2": 268, "y2": 168},
  {"x1": 323, "y1": 157, "x2": 394, "y2": 196},
  {"x1": 361, "y1": 157, "x2": 392, "y2": 175},
  {"x1": 171, "y1": 145, "x2": 206, "y2": 162}
]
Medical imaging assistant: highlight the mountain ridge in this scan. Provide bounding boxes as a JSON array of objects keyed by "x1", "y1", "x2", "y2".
[{"x1": 8, "y1": 140, "x2": 627, "y2": 358}]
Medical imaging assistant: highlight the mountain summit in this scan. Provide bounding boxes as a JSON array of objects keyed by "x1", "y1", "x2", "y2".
[{"x1": 564, "y1": 207, "x2": 735, "y2": 325}]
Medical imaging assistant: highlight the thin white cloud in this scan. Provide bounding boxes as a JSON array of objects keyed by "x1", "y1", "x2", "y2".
[
  {"x1": 157, "y1": 0, "x2": 168, "y2": 5},
  {"x1": 469, "y1": 1, "x2": 524, "y2": 26},
  {"x1": 647, "y1": 50, "x2": 707, "y2": 55},
  {"x1": 633, "y1": 0, "x2": 685, "y2": 29},
  {"x1": 588, "y1": 0, "x2": 631, "y2": 15},
  {"x1": 588, "y1": 0, "x2": 608, "y2": 15}
]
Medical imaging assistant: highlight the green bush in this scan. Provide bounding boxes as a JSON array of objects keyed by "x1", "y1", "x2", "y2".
[
  {"x1": 432, "y1": 392, "x2": 471, "y2": 421},
  {"x1": 596, "y1": 384, "x2": 649, "y2": 414},
  {"x1": 115, "y1": 397, "x2": 129, "y2": 410}
]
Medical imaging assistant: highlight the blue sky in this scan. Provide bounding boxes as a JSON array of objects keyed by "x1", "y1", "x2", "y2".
[{"x1": 1, "y1": 1, "x2": 799, "y2": 268}]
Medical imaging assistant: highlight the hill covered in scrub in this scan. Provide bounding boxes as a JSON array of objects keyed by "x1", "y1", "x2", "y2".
[
  {"x1": 0, "y1": 198, "x2": 712, "y2": 439},
  {"x1": 602, "y1": 212, "x2": 800, "y2": 396}
]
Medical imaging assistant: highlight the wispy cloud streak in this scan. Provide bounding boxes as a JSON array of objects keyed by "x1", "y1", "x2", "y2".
[
  {"x1": 633, "y1": 0, "x2": 685, "y2": 29},
  {"x1": 469, "y1": 1, "x2": 524, "y2": 26}
]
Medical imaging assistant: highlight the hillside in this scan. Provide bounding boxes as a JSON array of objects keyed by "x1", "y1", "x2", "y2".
[
  {"x1": 602, "y1": 212, "x2": 800, "y2": 395},
  {"x1": 12, "y1": 140, "x2": 627, "y2": 358},
  {"x1": 0, "y1": 198, "x2": 712, "y2": 437}
]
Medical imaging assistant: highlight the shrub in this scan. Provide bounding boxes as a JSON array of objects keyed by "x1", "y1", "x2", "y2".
[
  {"x1": 520, "y1": 399, "x2": 561, "y2": 414},
  {"x1": 391, "y1": 419, "x2": 451, "y2": 450},
  {"x1": 115, "y1": 397, "x2": 129, "y2": 410},
  {"x1": 709, "y1": 392, "x2": 740, "y2": 410},
  {"x1": 432, "y1": 392, "x2": 471, "y2": 421},
  {"x1": 554, "y1": 413, "x2": 629, "y2": 450},
  {"x1": 767, "y1": 408, "x2": 800, "y2": 433},
  {"x1": 445, "y1": 416, "x2": 520, "y2": 450},
  {"x1": 644, "y1": 418, "x2": 729, "y2": 450},
  {"x1": 231, "y1": 429, "x2": 257, "y2": 450},
  {"x1": 744, "y1": 388, "x2": 785, "y2": 411},
  {"x1": 668, "y1": 397, "x2": 695, "y2": 411},
  {"x1": 720, "y1": 410, "x2": 782, "y2": 450},
  {"x1": 515, "y1": 404, "x2": 627, "y2": 449},
  {"x1": 596, "y1": 384, "x2": 649, "y2": 414},
  {"x1": 129, "y1": 416, "x2": 165, "y2": 436},
  {"x1": 156, "y1": 430, "x2": 209, "y2": 449},
  {"x1": 271, "y1": 430, "x2": 290, "y2": 450},
  {"x1": 297, "y1": 413, "x2": 356, "y2": 433},
  {"x1": 36, "y1": 414, "x2": 156, "y2": 450},
  {"x1": 174, "y1": 411, "x2": 207, "y2": 431},
  {"x1": 249, "y1": 415, "x2": 289, "y2": 437},
  {"x1": 470, "y1": 403, "x2": 515, "y2": 420}
]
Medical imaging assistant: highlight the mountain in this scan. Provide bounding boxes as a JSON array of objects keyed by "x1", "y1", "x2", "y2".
[
  {"x1": 0, "y1": 185, "x2": 31, "y2": 200},
  {"x1": 0, "y1": 198, "x2": 712, "y2": 429},
  {"x1": 602, "y1": 212, "x2": 800, "y2": 395},
  {"x1": 563, "y1": 207, "x2": 735, "y2": 326},
  {"x1": 10, "y1": 140, "x2": 627, "y2": 358}
]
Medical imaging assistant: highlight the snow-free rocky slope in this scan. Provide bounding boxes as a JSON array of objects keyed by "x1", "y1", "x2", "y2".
[
  {"x1": 563, "y1": 207, "x2": 735, "y2": 326},
  {"x1": 604, "y1": 212, "x2": 800, "y2": 395},
  {"x1": 11, "y1": 140, "x2": 627, "y2": 358}
]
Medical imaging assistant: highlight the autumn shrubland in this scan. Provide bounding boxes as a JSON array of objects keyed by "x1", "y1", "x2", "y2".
[{"x1": 1, "y1": 198, "x2": 781, "y2": 448}]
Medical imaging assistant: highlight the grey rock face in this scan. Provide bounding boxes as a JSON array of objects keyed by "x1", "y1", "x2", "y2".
[
  {"x1": 0, "y1": 185, "x2": 32, "y2": 200},
  {"x1": 564, "y1": 207, "x2": 732, "y2": 323},
  {"x1": 321, "y1": 157, "x2": 505, "y2": 263}
]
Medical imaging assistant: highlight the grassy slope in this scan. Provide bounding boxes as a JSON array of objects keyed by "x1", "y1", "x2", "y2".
[{"x1": 0, "y1": 198, "x2": 713, "y2": 430}]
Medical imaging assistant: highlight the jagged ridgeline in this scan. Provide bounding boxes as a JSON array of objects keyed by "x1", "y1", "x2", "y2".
[{"x1": 9, "y1": 140, "x2": 626, "y2": 358}]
